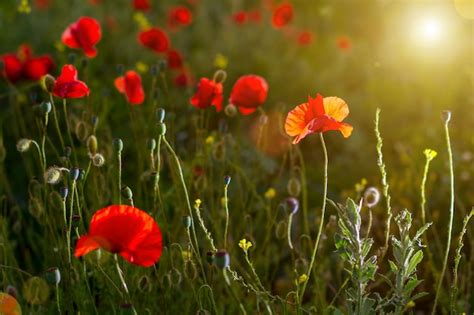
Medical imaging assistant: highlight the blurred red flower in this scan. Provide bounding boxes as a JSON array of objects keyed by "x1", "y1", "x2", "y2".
[
  {"x1": 297, "y1": 31, "x2": 313, "y2": 46},
  {"x1": 337, "y1": 35, "x2": 352, "y2": 51},
  {"x1": 1, "y1": 44, "x2": 54, "y2": 82},
  {"x1": 174, "y1": 69, "x2": 194, "y2": 88},
  {"x1": 62, "y1": 17, "x2": 102, "y2": 58},
  {"x1": 138, "y1": 28, "x2": 170, "y2": 54},
  {"x1": 232, "y1": 11, "x2": 247, "y2": 25},
  {"x1": 272, "y1": 3, "x2": 293, "y2": 28},
  {"x1": 285, "y1": 93, "x2": 353, "y2": 144},
  {"x1": 53, "y1": 64, "x2": 89, "y2": 98},
  {"x1": 34, "y1": 0, "x2": 51, "y2": 9},
  {"x1": 229, "y1": 75, "x2": 268, "y2": 115},
  {"x1": 248, "y1": 10, "x2": 262, "y2": 23},
  {"x1": 133, "y1": 0, "x2": 151, "y2": 11},
  {"x1": 168, "y1": 6, "x2": 193, "y2": 28},
  {"x1": 190, "y1": 77, "x2": 223, "y2": 112},
  {"x1": 167, "y1": 50, "x2": 183, "y2": 69},
  {"x1": 114, "y1": 70, "x2": 145, "y2": 105},
  {"x1": 75, "y1": 205, "x2": 163, "y2": 267}
]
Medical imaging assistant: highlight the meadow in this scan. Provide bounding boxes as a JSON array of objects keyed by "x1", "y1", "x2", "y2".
[{"x1": 0, "y1": 0, "x2": 473, "y2": 314}]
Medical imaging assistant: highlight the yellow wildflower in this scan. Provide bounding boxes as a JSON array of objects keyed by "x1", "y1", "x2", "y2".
[
  {"x1": 205, "y1": 135, "x2": 215, "y2": 145},
  {"x1": 133, "y1": 12, "x2": 151, "y2": 30},
  {"x1": 18, "y1": 0, "x2": 31, "y2": 14},
  {"x1": 264, "y1": 188, "x2": 276, "y2": 200},
  {"x1": 238, "y1": 238, "x2": 252, "y2": 252},
  {"x1": 424, "y1": 149, "x2": 438, "y2": 161},
  {"x1": 194, "y1": 199, "x2": 202, "y2": 208},
  {"x1": 298, "y1": 274, "x2": 308, "y2": 284},
  {"x1": 136, "y1": 61, "x2": 149, "y2": 74},
  {"x1": 214, "y1": 53, "x2": 228, "y2": 69}
]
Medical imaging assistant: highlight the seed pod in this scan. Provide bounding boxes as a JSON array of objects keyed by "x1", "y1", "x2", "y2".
[
  {"x1": 223, "y1": 175, "x2": 231, "y2": 186},
  {"x1": 59, "y1": 187, "x2": 68, "y2": 200},
  {"x1": 91, "y1": 115, "x2": 99, "y2": 129},
  {"x1": 147, "y1": 138, "x2": 156, "y2": 151},
  {"x1": 70, "y1": 168, "x2": 80, "y2": 181},
  {"x1": 87, "y1": 135, "x2": 98, "y2": 155},
  {"x1": 45, "y1": 267, "x2": 61, "y2": 285},
  {"x1": 137, "y1": 275, "x2": 152, "y2": 293},
  {"x1": 42, "y1": 74, "x2": 55, "y2": 93},
  {"x1": 285, "y1": 197, "x2": 299, "y2": 215},
  {"x1": 182, "y1": 216, "x2": 192, "y2": 229},
  {"x1": 157, "y1": 122, "x2": 167, "y2": 136},
  {"x1": 75, "y1": 121, "x2": 88, "y2": 142},
  {"x1": 441, "y1": 110, "x2": 451, "y2": 123},
  {"x1": 287, "y1": 177, "x2": 301, "y2": 197},
  {"x1": 156, "y1": 108, "x2": 166, "y2": 123},
  {"x1": 224, "y1": 104, "x2": 237, "y2": 117},
  {"x1": 92, "y1": 153, "x2": 105, "y2": 167},
  {"x1": 214, "y1": 250, "x2": 230, "y2": 269},
  {"x1": 40, "y1": 101, "x2": 52, "y2": 115},
  {"x1": 150, "y1": 64, "x2": 159, "y2": 76},
  {"x1": 121, "y1": 186, "x2": 133, "y2": 200},
  {"x1": 67, "y1": 53, "x2": 76, "y2": 64},
  {"x1": 6, "y1": 285, "x2": 18, "y2": 299},
  {"x1": 275, "y1": 220, "x2": 287, "y2": 240},
  {"x1": 113, "y1": 138, "x2": 123, "y2": 153},
  {"x1": 16, "y1": 138, "x2": 32, "y2": 152},
  {"x1": 44, "y1": 167, "x2": 62, "y2": 185}
]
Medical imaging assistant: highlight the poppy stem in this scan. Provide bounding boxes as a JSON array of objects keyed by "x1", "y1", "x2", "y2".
[
  {"x1": 62, "y1": 99, "x2": 78, "y2": 164},
  {"x1": 298, "y1": 132, "x2": 328, "y2": 307},
  {"x1": 287, "y1": 213, "x2": 294, "y2": 250},
  {"x1": 31, "y1": 140, "x2": 45, "y2": 174},
  {"x1": 49, "y1": 93, "x2": 65, "y2": 151},
  {"x1": 40, "y1": 111, "x2": 49, "y2": 173},
  {"x1": 67, "y1": 180, "x2": 76, "y2": 264},
  {"x1": 55, "y1": 282, "x2": 61, "y2": 315},
  {"x1": 114, "y1": 255, "x2": 138, "y2": 315},
  {"x1": 432, "y1": 113, "x2": 455, "y2": 315},
  {"x1": 117, "y1": 151, "x2": 122, "y2": 204},
  {"x1": 224, "y1": 183, "x2": 230, "y2": 249}
]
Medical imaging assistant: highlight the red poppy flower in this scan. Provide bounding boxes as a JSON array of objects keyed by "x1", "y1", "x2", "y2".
[
  {"x1": 337, "y1": 36, "x2": 352, "y2": 51},
  {"x1": 285, "y1": 93, "x2": 353, "y2": 144},
  {"x1": 74, "y1": 205, "x2": 163, "y2": 267},
  {"x1": 190, "y1": 78, "x2": 223, "y2": 112},
  {"x1": 167, "y1": 50, "x2": 183, "y2": 69},
  {"x1": 114, "y1": 70, "x2": 145, "y2": 105},
  {"x1": 1, "y1": 44, "x2": 54, "y2": 82},
  {"x1": 247, "y1": 10, "x2": 262, "y2": 23},
  {"x1": 272, "y1": 3, "x2": 293, "y2": 28},
  {"x1": 229, "y1": 75, "x2": 268, "y2": 115},
  {"x1": 133, "y1": 0, "x2": 151, "y2": 11},
  {"x1": 62, "y1": 17, "x2": 102, "y2": 58},
  {"x1": 168, "y1": 6, "x2": 193, "y2": 28},
  {"x1": 297, "y1": 31, "x2": 313, "y2": 46},
  {"x1": 174, "y1": 69, "x2": 194, "y2": 88},
  {"x1": 53, "y1": 64, "x2": 89, "y2": 98},
  {"x1": 138, "y1": 28, "x2": 170, "y2": 54},
  {"x1": 232, "y1": 11, "x2": 247, "y2": 25},
  {"x1": 34, "y1": 0, "x2": 50, "y2": 9}
]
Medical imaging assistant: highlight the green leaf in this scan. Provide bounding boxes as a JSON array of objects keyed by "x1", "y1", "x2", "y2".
[
  {"x1": 388, "y1": 260, "x2": 398, "y2": 273},
  {"x1": 414, "y1": 222, "x2": 432, "y2": 241},
  {"x1": 406, "y1": 250, "x2": 423, "y2": 276},
  {"x1": 404, "y1": 278, "x2": 423, "y2": 297}
]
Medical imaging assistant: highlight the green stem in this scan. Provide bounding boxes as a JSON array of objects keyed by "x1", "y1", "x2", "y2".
[
  {"x1": 432, "y1": 115, "x2": 455, "y2": 314},
  {"x1": 49, "y1": 94, "x2": 65, "y2": 151},
  {"x1": 224, "y1": 183, "x2": 230, "y2": 249},
  {"x1": 62, "y1": 99, "x2": 77, "y2": 163},
  {"x1": 55, "y1": 283, "x2": 61, "y2": 315},
  {"x1": 67, "y1": 180, "x2": 76, "y2": 264},
  {"x1": 41, "y1": 112, "x2": 49, "y2": 172},
  {"x1": 299, "y1": 133, "x2": 328, "y2": 306},
  {"x1": 118, "y1": 152, "x2": 122, "y2": 204}
]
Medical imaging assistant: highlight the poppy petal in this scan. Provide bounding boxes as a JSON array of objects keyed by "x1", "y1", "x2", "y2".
[
  {"x1": 74, "y1": 235, "x2": 101, "y2": 257},
  {"x1": 338, "y1": 122, "x2": 353, "y2": 138},
  {"x1": 76, "y1": 17, "x2": 102, "y2": 47},
  {"x1": 238, "y1": 106, "x2": 258, "y2": 115},
  {"x1": 61, "y1": 27, "x2": 80, "y2": 48},
  {"x1": 114, "y1": 76, "x2": 125, "y2": 93},
  {"x1": 285, "y1": 102, "x2": 310, "y2": 137},
  {"x1": 323, "y1": 96, "x2": 349, "y2": 121}
]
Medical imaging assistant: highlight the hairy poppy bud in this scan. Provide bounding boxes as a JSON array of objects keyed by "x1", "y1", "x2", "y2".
[
  {"x1": 60, "y1": 187, "x2": 68, "y2": 199},
  {"x1": 121, "y1": 186, "x2": 133, "y2": 200},
  {"x1": 224, "y1": 104, "x2": 237, "y2": 117},
  {"x1": 44, "y1": 167, "x2": 62, "y2": 185},
  {"x1": 182, "y1": 215, "x2": 192, "y2": 229},
  {"x1": 70, "y1": 167, "x2": 80, "y2": 181},
  {"x1": 214, "y1": 250, "x2": 230, "y2": 269},
  {"x1": 16, "y1": 138, "x2": 32, "y2": 152},
  {"x1": 224, "y1": 175, "x2": 231, "y2": 186},
  {"x1": 287, "y1": 177, "x2": 301, "y2": 197},
  {"x1": 137, "y1": 275, "x2": 152, "y2": 292},
  {"x1": 363, "y1": 187, "x2": 380, "y2": 208},
  {"x1": 147, "y1": 138, "x2": 156, "y2": 151},
  {"x1": 157, "y1": 122, "x2": 167, "y2": 136},
  {"x1": 156, "y1": 108, "x2": 166, "y2": 123},
  {"x1": 75, "y1": 121, "x2": 88, "y2": 142},
  {"x1": 42, "y1": 74, "x2": 56, "y2": 93},
  {"x1": 442, "y1": 110, "x2": 451, "y2": 123},
  {"x1": 40, "y1": 101, "x2": 52, "y2": 115},
  {"x1": 92, "y1": 153, "x2": 105, "y2": 167},
  {"x1": 285, "y1": 197, "x2": 299, "y2": 215},
  {"x1": 87, "y1": 135, "x2": 98, "y2": 155},
  {"x1": 45, "y1": 267, "x2": 61, "y2": 285},
  {"x1": 113, "y1": 138, "x2": 123, "y2": 153}
]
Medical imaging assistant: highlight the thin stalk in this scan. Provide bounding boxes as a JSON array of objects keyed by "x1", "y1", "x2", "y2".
[
  {"x1": 432, "y1": 114, "x2": 455, "y2": 314},
  {"x1": 114, "y1": 255, "x2": 138, "y2": 315},
  {"x1": 299, "y1": 133, "x2": 328, "y2": 306},
  {"x1": 62, "y1": 99, "x2": 77, "y2": 163},
  {"x1": 41, "y1": 112, "x2": 49, "y2": 172},
  {"x1": 117, "y1": 152, "x2": 122, "y2": 204},
  {"x1": 67, "y1": 180, "x2": 76, "y2": 264},
  {"x1": 224, "y1": 183, "x2": 230, "y2": 249},
  {"x1": 49, "y1": 94, "x2": 65, "y2": 150},
  {"x1": 55, "y1": 283, "x2": 61, "y2": 315}
]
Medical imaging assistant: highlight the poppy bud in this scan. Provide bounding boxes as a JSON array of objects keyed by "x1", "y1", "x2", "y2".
[
  {"x1": 224, "y1": 104, "x2": 237, "y2": 117},
  {"x1": 363, "y1": 187, "x2": 380, "y2": 208},
  {"x1": 159, "y1": 59, "x2": 167, "y2": 72},
  {"x1": 40, "y1": 101, "x2": 52, "y2": 115},
  {"x1": 92, "y1": 153, "x2": 105, "y2": 167},
  {"x1": 16, "y1": 138, "x2": 32, "y2": 152},
  {"x1": 70, "y1": 168, "x2": 80, "y2": 181},
  {"x1": 71, "y1": 214, "x2": 81, "y2": 228},
  {"x1": 116, "y1": 64, "x2": 124, "y2": 75},
  {"x1": 87, "y1": 135, "x2": 98, "y2": 155},
  {"x1": 147, "y1": 138, "x2": 156, "y2": 151},
  {"x1": 442, "y1": 110, "x2": 451, "y2": 123},
  {"x1": 287, "y1": 177, "x2": 301, "y2": 197},
  {"x1": 206, "y1": 251, "x2": 214, "y2": 265},
  {"x1": 6, "y1": 285, "x2": 18, "y2": 299},
  {"x1": 285, "y1": 197, "x2": 299, "y2": 215},
  {"x1": 137, "y1": 275, "x2": 152, "y2": 292},
  {"x1": 157, "y1": 122, "x2": 167, "y2": 136},
  {"x1": 67, "y1": 53, "x2": 76, "y2": 64},
  {"x1": 64, "y1": 146, "x2": 72, "y2": 158},
  {"x1": 75, "y1": 121, "x2": 89, "y2": 142},
  {"x1": 113, "y1": 138, "x2": 123, "y2": 153},
  {"x1": 91, "y1": 116, "x2": 99, "y2": 128},
  {"x1": 156, "y1": 108, "x2": 166, "y2": 123},
  {"x1": 42, "y1": 74, "x2": 56, "y2": 93},
  {"x1": 60, "y1": 187, "x2": 68, "y2": 199},
  {"x1": 182, "y1": 215, "x2": 192, "y2": 229},
  {"x1": 214, "y1": 250, "x2": 230, "y2": 269},
  {"x1": 45, "y1": 267, "x2": 61, "y2": 285},
  {"x1": 150, "y1": 64, "x2": 159, "y2": 76},
  {"x1": 45, "y1": 167, "x2": 62, "y2": 185},
  {"x1": 224, "y1": 175, "x2": 231, "y2": 186},
  {"x1": 121, "y1": 186, "x2": 133, "y2": 200}
]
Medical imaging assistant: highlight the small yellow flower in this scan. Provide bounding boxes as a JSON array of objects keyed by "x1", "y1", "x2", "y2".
[
  {"x1": 18, "y1": 0, "x2": 31, "y2": 14},
  {"x1": 238, "y1": 238, "x2": 252, "y2": 252},
  {"x1": 205, "y1": 135, "x2": 215, "y2": 145},
  {"x1": 55, "y1": 41, "x2": 65, "y2": 52},
  {"x1": 355, "y1": 178, "x2": 368, "y2": 193},
  {"x1": 214, "y1": 53, "x2": 228, "y2": 69},
  {"x1": 194, "y1": 199, "x2": 202, "y2": 208},
  {"x1": 406, "y1": 300, "x2": 415, "y2": 308},
  {"x1": 135, "y1": 62, "x2": 149, "y2": 74},
  {"x1": 182, "y1": 250, "x2": 192, "y2": 261},
  {"x1": 264, "y1": 188, "x2": 276, "y2": 200},
  {"x1": 133, "y1": 12, "x2": 151, "y2": 30},
  {"x1": 298, "y1": 274, "x2": 308, "y2": 284},
  {"x1": 424, "y1": 149, "x2": 438, "y2": 161}
]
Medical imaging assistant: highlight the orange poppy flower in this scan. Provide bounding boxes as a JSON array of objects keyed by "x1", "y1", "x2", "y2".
[
  {"x1": 75, "y1": 205, "x2": 163, "y2": 267},
  {"x1": 285, "y1": 93, "x2": 353, "y2": 144}
]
